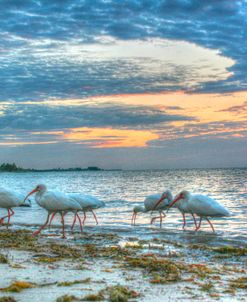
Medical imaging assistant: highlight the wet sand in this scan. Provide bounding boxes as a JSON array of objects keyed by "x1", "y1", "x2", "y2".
[{"x1": 0, "y1": 225, "x2": 246, "y2": 302}]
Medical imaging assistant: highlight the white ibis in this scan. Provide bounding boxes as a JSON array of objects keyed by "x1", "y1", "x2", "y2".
[
  {"x1": 68, "y1": 193, "x2": 105, "y2": 230},
  {"x1": 131, "y1": 190, "x2": 173, "y2": 228},
  {"x1": 0, "y1": 188, "x2": 30, "y2": 226},
  {"x1": 23, "y1": 184, "x2": 82, "y2": 237},
  {"x1": 168, "y1": 190, "x2": 230, "y2": 232},
  {"x1": 47, "y1": 193, "x2": 105, "y2": 231},
  {"x1": 154, "y1": 190, "x2": 198, "y2": 229}
]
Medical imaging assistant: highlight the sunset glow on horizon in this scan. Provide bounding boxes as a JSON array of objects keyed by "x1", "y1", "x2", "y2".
[{"x1": 2, "y1": 90, "x2": 246, "y2": 149}]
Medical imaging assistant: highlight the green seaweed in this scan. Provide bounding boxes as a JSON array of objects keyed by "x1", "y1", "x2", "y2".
[
  {"x1": 200, "y1": 281, "x2": 214, "y2": 292},
  {"x1": 81, "y1": 293, "x2": 104, "y2": 301},
  {"x1": 0, "y1": 254, "x2": 8, "y2": 264},
  {"x1": 0, "y1": 230, "x2": 38, "y2": 251},
  {"x1": 0, "y1": 297, "x2": 17, "y2": 302},
  {"x1": 34, "y1": 256, "x2": 62, "y2": 263},
  {"x1": 213, "y1": 246, "x2": 247, "y2": 256},
  {"x1": 107, "y1": 285, "x2": 140, "y2": 302},
  {"x1": 57, "y1": 278, "x2": 91, "y2": 287},
  {"x1": 84, "y1": 244, "x2": 136, "y2": 260},
  {"x1": 187, "y1": 263, "x2": 213, "y2": 278},
  {"x1": 56, "y1": 295, "x2": 78, "y2": 302},
  {"x1": 229, "y1": 277, "x2": 247, "y2": 289},
  {"x1": 125, "y1": 255, "x2": 181, "y2": 282}
]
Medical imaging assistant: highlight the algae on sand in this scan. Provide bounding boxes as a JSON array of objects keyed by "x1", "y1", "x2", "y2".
[
  {"x1": 81, "y1": 293, "x2": 104, "y2": 301},
  {"x1": 56, "y1": 295, "x2": 79, "y2": 302},
  {"x1": 212, "y1": 246, "x2": 247, "y2": 256},
  {"x1": 57, "y1": 278, "x2": 91, "y2": 287},
  {"x1": 0, "y1": 281, "x2": 36, "y2": 293},
  {"x1": 0, "y1": 254, "x2": 8, "y2": 264},
  {"x1": 125, "y1": 255, "x2": 181, "y2": 283},
  {"x1": 107, "y1": 285, "x2": 140, "y2": 302},
  {"x1": 0, "y1": 297, "x2": 17, "y2": 302},
  {"x1": 229, "y1": 277, "x2": 247, "y2": 289}
]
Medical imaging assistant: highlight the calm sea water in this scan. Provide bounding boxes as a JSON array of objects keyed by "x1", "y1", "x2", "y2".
[{"x1": 1, "y1": 169, "x2": 246, "y2": 246}]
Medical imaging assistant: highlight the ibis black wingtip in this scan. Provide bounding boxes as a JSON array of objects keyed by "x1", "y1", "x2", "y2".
[{"x1": 19, "y1": 204, "x2": 31, "y2": 207}]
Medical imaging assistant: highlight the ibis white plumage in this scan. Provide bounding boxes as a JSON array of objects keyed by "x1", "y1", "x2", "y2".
[
  {"x1": 154, "y1": 190, "x2": 198, "y2": 229},
  {"x1": 0, "y1": 188, "x2": 30, "y2": 226},
  {"x1": 168, "y1": 190, "x2": 230, "y2": 232},
  {"x1": 23, "y1": 184, "x2": 82, "y2": 237},
  {"x1": 68, "y1": 193, "x2": 105, "y2": 230},
  {"x1": 131, "y1": 190, "x2": 173, "y2": 228}
]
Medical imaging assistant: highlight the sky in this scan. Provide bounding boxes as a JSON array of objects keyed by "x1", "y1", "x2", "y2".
[{"x1": 0, "y1": 0, "x2": 247, "y2": 169}]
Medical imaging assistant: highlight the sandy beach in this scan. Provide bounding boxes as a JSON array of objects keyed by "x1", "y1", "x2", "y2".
[{"x1": 0, "y1": 224, "x2": 246, "y2": 302}]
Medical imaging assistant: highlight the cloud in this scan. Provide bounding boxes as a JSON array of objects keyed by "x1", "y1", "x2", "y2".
[
  {"x1": 219, "y1": 101, "x2": 247, "y2": 115},
  {"x1": 0, "y1": 102, "x2": 193, "y2": 132},
  {"x1": 154, "y1": 120, "x2": 247, "y2": 142},
  {"x1": 0, "y1": 37, "x2": 234, "y2": 102},
  {"x1": 0, "y1": 0, "x2": 246, "y2": 102}
]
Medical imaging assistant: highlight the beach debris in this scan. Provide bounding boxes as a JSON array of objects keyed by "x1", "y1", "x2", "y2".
[
  {"x1": 57, "y1": 278, "x2": 91, "y2": 287},
  {"x1": 199, "y1": 281, "x2": 214, "y2": 292},
  {"x1": 0, "y1": 254, "x2": 8, "y2": 264},
  {"x1": 56, "y1": 295, "x2": 79, "y2": 302},
  {"x1": 107, "y1": 285, "x2": 140, "y2": 302},
  {"x1": 33, "y1": 256, "x2": 62, "y2": 263},
  {"x1": 0, "y1": 281, "x2": 36, "y2": 293},
  {"x1": 0, "y1": 228, "x2": 246, "y2": 301},
  {"x1": 187, "y1": 263, "x2": 213, "y2": 278},
  {"x1": 125, "y1": 255, "x2": 181, "y2": 283},
  {"x1": 212, "y1": 246, "x2": 247, "y2": 256},
  {"x1": 81, "y1": 286, "x2": 139, "y2": 302},
  {"x1": 0, "y1": 297, "x2": 17, "y2": 302},
  {"x1": 81, "y1": 293, "x2": 104, "y2": 301},
  {"x1": 229, "y1": 277, "x2": 247, "y2": 289},
  {"x1": 8, "y1": 263, "x2": 25, "y2": 269}
]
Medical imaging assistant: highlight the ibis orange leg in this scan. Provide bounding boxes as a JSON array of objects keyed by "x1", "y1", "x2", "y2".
[
  {"x1": 205, "y1": 217, "x2": 215, "y2": 232},
  {"x1": 195, "y1": 217, "x2": 202, "y2": 231},
  {"x1": 71, "y1": 213, "x2": 77, "y2": 231},
  {"x1": 91, "y1": 210, "x2": 99, "y2": 225},
  {"x1": 32, "y1": 213, "x2": 50, "y2": 236},
  {"x1": 151, "y1": 211, "x2": 166, "y2": 228},
  {"x1": 82, "y1": 212, "x2": 87, "y2": 225},
  {"x1": 192, "y1": 214, "x2": 198, "y2": 228},
  {"x1": 182, "y1": 213, "x2": 186, "y2": 229},
  {"x1": 48, "y1": 212, "x2": 57, "y2": 229},
  {"x1": 61, "y1": 212, "x2": 66, "y2": 238},
  {"x1": 72, "y1": 212, "x2": 83, "y2": 232}
]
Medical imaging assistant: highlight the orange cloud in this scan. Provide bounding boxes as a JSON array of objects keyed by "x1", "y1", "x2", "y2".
[
  {"x1": 92, "y1": 91, "x2": 247, "y2": 123},
  {"x1": 2, "y1": 90, "x2": 247, "y2": 147},
  {"x1": 63, "y1": 127, "x2": 159, "y2": 148}
]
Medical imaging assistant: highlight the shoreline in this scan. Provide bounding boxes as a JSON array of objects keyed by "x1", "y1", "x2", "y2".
[{"x1": 0, "y1": 226, "x2": 246, "y2": 301}]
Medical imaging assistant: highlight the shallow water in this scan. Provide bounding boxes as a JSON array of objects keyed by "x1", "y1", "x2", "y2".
[{"x1": 0, "y1": 168, "x2": 246, "y2": 245}]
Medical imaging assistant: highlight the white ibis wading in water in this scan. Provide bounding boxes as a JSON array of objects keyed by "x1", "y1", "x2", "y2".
[
  {"x1": 23, "y1": 184, "x2": 82, "y2": 237},
  {"x1": 131, "y1": 190, "x2": 173, "y2": 228},
  {"x1": 68, "y1": 193, "x2": 105, "y2": 230},
  {"x1": 47, "y1": 193, "x2": 105, "y2": 232},
  {"x1": 0, "y1": 188, "x2": 30, "y2": 226},
  {"x1": 168, "y1": 190, "x2": 230, "y2": 232},
  {"x1": 154, "y1": 190, "x2": 198, "y2": 229}
]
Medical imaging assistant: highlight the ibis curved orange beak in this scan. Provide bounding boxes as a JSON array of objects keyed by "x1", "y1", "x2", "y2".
[
  {"x1": 23, "y1": 188, "x2": 38, "y2": 203},
  {"x1": 153, "y1": 194, "x2": 166, "y2": 211},
  {"x1": 167, "y1": 193, "x2": 183, "y2": 212}
]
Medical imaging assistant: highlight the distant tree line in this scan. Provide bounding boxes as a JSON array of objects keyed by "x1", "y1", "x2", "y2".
[
  {"x1": 0, "y1": 163, "x2": 120, "y2": 172},
  {"x1": 0, "y1": 163, "x2": 25, "y2": 172}
]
